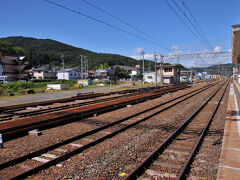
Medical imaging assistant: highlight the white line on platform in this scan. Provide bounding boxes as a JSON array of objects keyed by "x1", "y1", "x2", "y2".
[
  {"x1": 233, "y1": 87, "x2": 240, "y2": 136},
  {"x1": 223, "y1": 147, "x2": 240, "y2": 151},
  {"x1": 219, "y1": 163, "x2": 240, "y2": 171}
]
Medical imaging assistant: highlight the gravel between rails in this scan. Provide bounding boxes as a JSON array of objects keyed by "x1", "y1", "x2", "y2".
[
  {"x1": 186, "y1": 83, "x2": 229, "y2": 180},
  {"x1": 0, "y1": 82, "x2": 217, "y2": 179}
]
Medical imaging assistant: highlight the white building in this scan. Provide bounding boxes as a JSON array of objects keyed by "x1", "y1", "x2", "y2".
[
  {"x1": 143, "y1": 65, "x2": 181, "y2": 84},
  {"x1": 143, "y1": 72, "x2": 160, "y2": 83},
  {"x1": 57, "y1": 68, "x2": 79, "y2": 80},
  {"x1": 114, "y1": 65, "x2": 140, "y2": 76}
]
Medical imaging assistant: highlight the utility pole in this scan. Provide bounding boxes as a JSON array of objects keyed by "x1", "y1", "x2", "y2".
[
  {"x1": 80, "y1": 55, "x2": 83, "y2": 79},
  {"x1": 154, "y1": 53, "x2": 158, "y2": 87},
  {"x1": 86, "y1": 56, "x2": 88, "y2": 79},
  {"x1": 190, "y1": 66, "x2": 193, "y2": 83},
  {"x1": 60, "y1": 55, "x2": 65, "y2": 80},
  {"x1": 160, "y1": 55, "x2": 164, "y2": 86},
  {"x1": 194, "y1": 62, "x2": 197, "y2": 81},
  {"x1": 141, "y1": 51, "x2": 145, "y2": 85}
]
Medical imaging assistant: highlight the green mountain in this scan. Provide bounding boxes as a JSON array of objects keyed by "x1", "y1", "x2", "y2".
[
  {"x1": 0, "y1": 36, "x2": 143, "y2": 69},
  {"x1": 195, "y1": 63, "x2": 234, "y2": 77}
]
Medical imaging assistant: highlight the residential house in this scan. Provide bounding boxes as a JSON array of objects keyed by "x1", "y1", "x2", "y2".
[
  {"x1": 160, "y1": 65, "x2": 181, "y2": 84},
  {"x1": 114, "y1": 65, "x2": 140, "y2": 76},
  {"x1": 143, "y1": 65, "x2": 181, "y2": 84},
  {"x1": 57, "y1": 68, "x2": 79, "y2": 80},
  {"x1": 31, "y1": 68, "x2": 56, "y2": 79},
  {"x1": 0, "y1": 55, "x2": 28, "y2": 84},
  {"x1": 95, "y1": 69, "x2": 115, "y2": 79}
]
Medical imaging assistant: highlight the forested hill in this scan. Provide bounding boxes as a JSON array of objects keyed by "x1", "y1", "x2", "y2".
[{"x1": 0, "y1": 36, "x2": 140, "y2": 69}]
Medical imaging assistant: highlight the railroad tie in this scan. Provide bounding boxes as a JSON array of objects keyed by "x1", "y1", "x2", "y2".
[{"x1": 32, "y1": 157, "x2": 62, "y2": 167}]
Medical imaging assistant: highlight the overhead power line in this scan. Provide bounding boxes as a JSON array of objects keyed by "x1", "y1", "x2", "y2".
[
  {"x1": 44, "y1": 0, "x2": 171, "y2": 51},
  {"x1": 181, "y1": 1, "x2": 212, "y2": 49},
  {"x1": 164, "y1": 0, "x2": 210, "y2": 50},
  {"x1": 171, "y1": 0, "x2": 212, "y2": 50},
  {"x1": 80, "y1": 0, "x2": 171, "y2": 50}
]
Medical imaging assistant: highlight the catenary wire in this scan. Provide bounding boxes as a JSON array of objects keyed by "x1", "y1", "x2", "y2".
[
  {"x1": 164, "y1": 0, "x2": 210, "y2": 50},
  {"x1": 80, "y1": 0, "x2": 171, "y2": 50},
  {"x1": 181, "y1": 1, "x2": 212, "y2": 50},
  {"x1": 171, "y1": 0, "x2": 212, "y2": 50},
  {"x1": 44, "y1": 0, "x2": 171, "y2": 51}
]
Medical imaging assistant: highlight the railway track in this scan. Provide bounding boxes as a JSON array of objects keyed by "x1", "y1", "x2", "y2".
[
  {"x1": 0, "y1": 82, "x2": 219, "y2": 179},
  {"x1": 0, "y1": 85, "x2": 168, "y2": 114},
  {"x1": 0, "y1": 85, "x2": 184, "y2": 121},
  {"x1": 125, "y1": 80, "x2": 229, "y2": 179},
  {"x1": 0, "y1": 93, "x2": 135, "y2": 121},
  {"x1": 0, "y1": 84, "x2": 189, "y2": 141}
]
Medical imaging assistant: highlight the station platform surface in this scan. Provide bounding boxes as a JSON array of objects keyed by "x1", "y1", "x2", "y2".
[{"x1": 217, "y1": 81, "x2": 240, "y2": 179}]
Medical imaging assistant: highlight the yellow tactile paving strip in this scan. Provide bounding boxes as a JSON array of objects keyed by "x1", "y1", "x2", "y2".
[{"x1": 217, "y1": 82, "x2": 240, "y2": 180}]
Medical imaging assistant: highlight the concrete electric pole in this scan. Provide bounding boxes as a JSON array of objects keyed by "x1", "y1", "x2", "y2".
[
  {"x1": 141, "y1": 51, "x2": 145, "y2": 85},
  {"x1": 160, "y1": 55, "x2": 164, "y2": 86},
  {"x1": 154, "y1": 53, "x2": 158, "y2": 87},
  {"x1": 60, "y1": 55, "x2": 65, "y2": 80}
]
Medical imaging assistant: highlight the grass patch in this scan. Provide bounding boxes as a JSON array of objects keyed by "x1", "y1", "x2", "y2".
[{"x1": 0, "y1": 79, "x2": 76, "y2": 96}]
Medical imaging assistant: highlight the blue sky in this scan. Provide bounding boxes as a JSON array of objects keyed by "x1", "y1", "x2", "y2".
[{"x1": 1, "y1": 0, "x2": 239, "y2": 66}]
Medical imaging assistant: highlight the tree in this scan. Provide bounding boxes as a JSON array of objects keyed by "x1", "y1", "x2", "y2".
[
  {"x1": 0, "y1": 41, "x2": 27, "y2": 56},
  {"x1": 103, "y1": 62, "x2": 109, "y2": 69},
  {"x1": 99, "y1": 64, "x2": 104, "y2": 69},
  {"x1": 114, "y1": 66, "x2": 130, "y2": 79}
]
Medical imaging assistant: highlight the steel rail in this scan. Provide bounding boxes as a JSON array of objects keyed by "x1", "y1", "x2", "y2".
[
  {"x1": 0, "y1": 93, "x2": 107, "y2": 113},
  {"x1": 0, "y1": 84, "x2": 210, "y2": 171},
  {"x1": 176, "y1": 80, "x2": 229, "y2": 179},
  {"x1": 2, "y1": 84, "x2": 213, "y2": 179},
  {"x1": 0, "y1": 93, "x2": 135, "y2": 121},
  {"x1": 124, "y1": 80, "x2": 228, "y2": 180},
  {"x1": 0, "y1": 84, "x2": 174, "y2": 113},
  {"x1": 0, "y1": 85, "x2": 189, "y2": 140},
  {"x1": 0, "y1": 85, "x2": 186, "y2": 120}
]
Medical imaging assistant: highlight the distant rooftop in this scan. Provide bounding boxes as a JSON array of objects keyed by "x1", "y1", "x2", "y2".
[
  {"x1": 114, "y1": 65, "x2": 138, "y2": 71},
  {"x1": 58, "y1": 68, "x2": 76, "y2": 73}
]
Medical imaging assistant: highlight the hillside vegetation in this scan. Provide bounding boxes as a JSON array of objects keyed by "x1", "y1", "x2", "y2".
[{"x1": 0, "y1": 36, "x2": 144, "y2": 69}]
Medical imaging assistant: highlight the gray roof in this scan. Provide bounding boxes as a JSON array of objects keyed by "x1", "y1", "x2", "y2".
[
  {"x1": 114, "y1": 65, "x2": 138, "y2": 71},
  {"x1": 57, "y1": 68, "x2": 77, "y2": 73}
]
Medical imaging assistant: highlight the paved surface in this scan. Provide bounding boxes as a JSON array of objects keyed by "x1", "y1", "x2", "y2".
[
  {"x1": 217, "y1": 81, "x2": 240, "y2": 179},
  {"x1": 0, "y1": 83, "x2": 132, "y2": 107}
]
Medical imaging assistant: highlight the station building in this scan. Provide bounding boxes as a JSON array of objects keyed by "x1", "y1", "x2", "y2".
[{"x1": 231, "y1": 24, "x2": 240, "y2": 64}]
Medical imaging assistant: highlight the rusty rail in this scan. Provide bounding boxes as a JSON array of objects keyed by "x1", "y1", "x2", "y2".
[
  {"x1": 124, "y1": 80, "x2": 228, "y2": 180},
  {"x1": 3, "y1": 85, "x2": 216, "y2": 179},
  {"x1": 0, "y1": 85, "x2": 189, "y2": 140}
]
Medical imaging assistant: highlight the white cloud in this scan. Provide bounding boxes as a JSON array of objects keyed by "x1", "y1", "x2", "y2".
[
  {"x1": 214, "y1": 46, "x2": 222, "y2": 52},
  {"x1": 129, "y1": 55, "x2": 141, "y2": 60},
  {"x1": 168, "y1": 50, "x2": 183, "y2": 56},
  {"x1": 229, "y1": 49, "x2": 232, "y2": 52},
  {"x1": 171, "y1": 45, "x2": 179, "y2": 51},
  {"x1": 129, "y1": 53, "x2": 155, "y2": 60},
  {"x1": 134, "y1": 47, "x2": 144, "y2": 54}
]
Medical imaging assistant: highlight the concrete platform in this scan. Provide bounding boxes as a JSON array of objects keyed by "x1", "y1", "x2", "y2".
[{"x1": 217, "y1": 81, "x2": 240, "y2": 179}]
